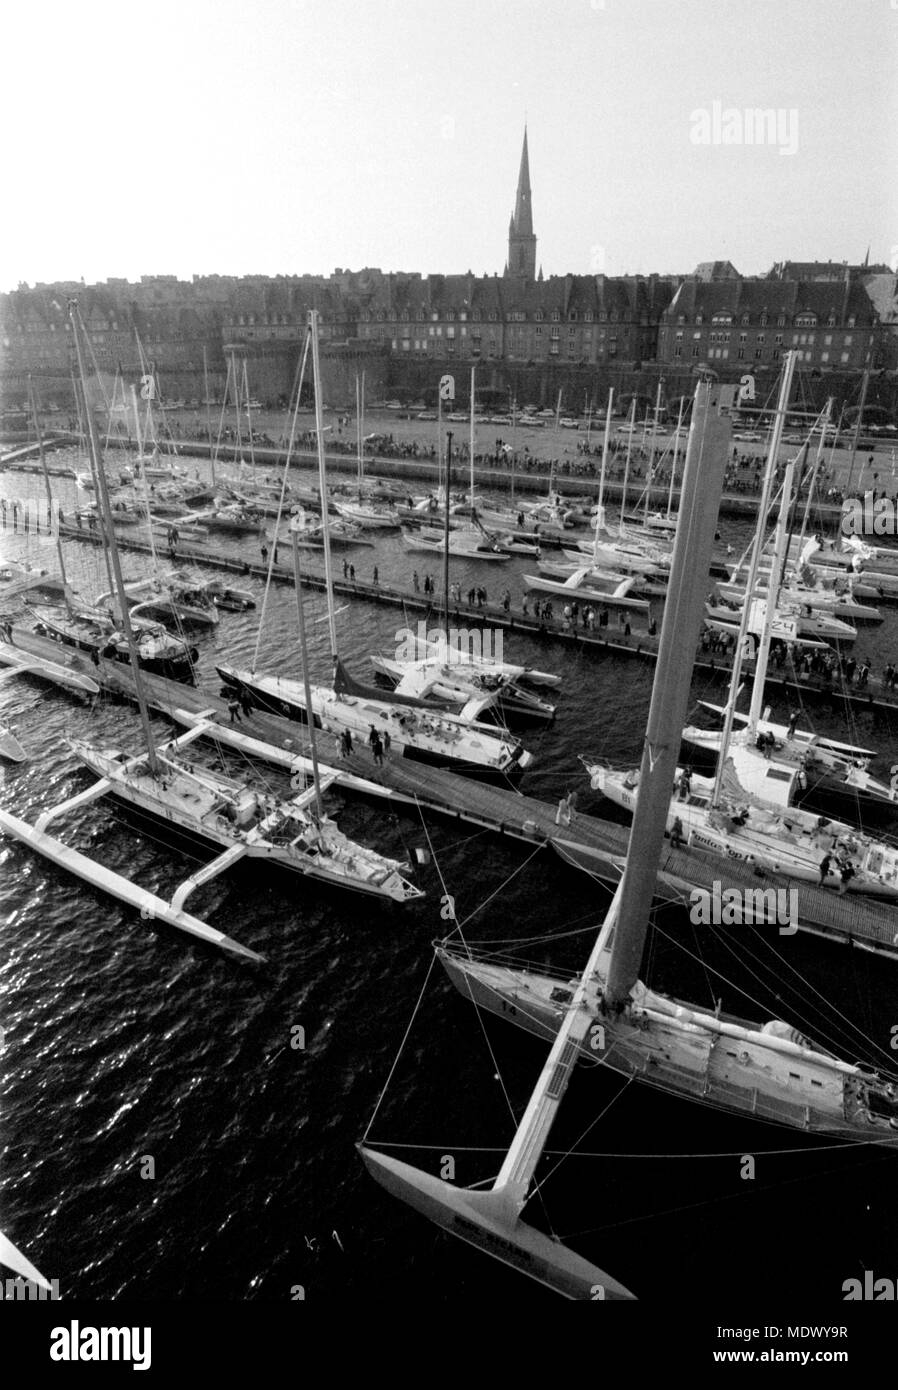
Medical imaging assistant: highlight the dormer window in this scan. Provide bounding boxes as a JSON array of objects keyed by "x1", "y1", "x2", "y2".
[
  {"x1": 741, "y1": 314, "x2": 750, "y2": 325},
  {"x1": 551, "y1": 310, "x2": 560, "y2": 322},
  {"x1": 695, "y1": 314, "x2": 703, "y2": 325},
  {"x1": 569, "y1": 311, "x2": 577, "y2": 322},
  {"x1": 534, "y1": 310, "x2": 544, "y2": 322},
  {"x1": 584, "y1": 310, "x2": 593, "y2": 322}
]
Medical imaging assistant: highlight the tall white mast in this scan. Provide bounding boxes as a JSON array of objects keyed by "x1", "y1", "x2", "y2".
[
  {"x1": 469, "y1": 365, "x2": 476, "y2": 504},
  {"x1": 709, "y1": 350, "x2": 797, "y2": 805},
  {"x1": 604, "y1": 380, "x2": 733, "y2": 1004},
  {"x1": 666, "y1": 397, "x2": 685, "y2": 518},
  {"x1": 591, "y1": 387, "x2": 614, "y2": 564},
  {"x1": 746, "y1": 450, "x2": 803, "y2": 735},
  {"x1": 619, "y1": 398, "x2": 637, "y2": 535}
]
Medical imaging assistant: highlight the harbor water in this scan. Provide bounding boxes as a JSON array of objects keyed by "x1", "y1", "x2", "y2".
[{"x1": 2, "y1": 448, "x2": 898, "y2": 1304}]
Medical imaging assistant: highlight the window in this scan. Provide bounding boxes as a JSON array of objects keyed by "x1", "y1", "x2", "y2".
[
  {"x1": 584, "y1": 310, "x2": 593, "y2": 322},
  {"x1": 695, "y1": 314, "x2": 703, "y2": 325},
  {"x1": 551, "y1": 310, "x2": 560, "y2": 322},
  {"x1": 691, "y1": 344, "x2": 700, "y2": 357},
  {"x1": 569, "y1": 311, "x2": 577, "y2": 321}
]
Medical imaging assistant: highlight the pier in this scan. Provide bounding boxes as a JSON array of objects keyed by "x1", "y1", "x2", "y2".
[
  {"x1": 4, "y1": 624, "x2": 898, "y2": 958},
  {"x1": 31, "y1": 519, "x2": 898, "y2": 723}
]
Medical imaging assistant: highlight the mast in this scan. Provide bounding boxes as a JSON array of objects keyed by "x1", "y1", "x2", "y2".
[
  {"x1": 70, "y1": 300, "x2": 159, "y2": 774},
  {"x1": 443, "y1": 432, "x2": 453, "y2": 635},
  {"x1": 232, "y1": 349, "x2": 244, "y2": 466},
  {"x1": 619, "y1": 398, "x2": 636, "y2": 534},
  {"x1": 604, "y1": 380, "x2": 733, "y2": 1007},
  {"x1": 292, "y1": 528, "x2": 324, "y2": 819},
  {"x1": 644, "y1": 381, "x2": 662, "y2": 526},
  {"x1": 591, "y1": 387, "x2": 613, "y2": 563},
  {"x1": 203, "y1": 344, "x2": 215, "y2": 485},
  {"x1": 308, "y1": 310, "x2": 338, "y2": 660},
  {"x1": 28, "y1": 375, "x2": 69, "y2": 599},
  {"x1": 73, "y1": 365, "x2": 118, "y2": 609},
  {"x1": 131, "y1": 384, "x2": 160, "y2": 574},
  {"x1": 709, "y1": 351, "x2": 797, "y2": 804},
  {"x1": 243, "y1": 360, "x2": 257, "y2": 473},
  {"x1": 666, "y1": 397, "x2": 685, "y2": 518},
  {"x1": 844, "y1": 366, "x2": 871, "y2": 495},
  {"x1": 355, "y1": 372, "x2": 363, "y2": 494},
  {"x1": 746, "y1": 452, "x2": 802, "y2": 734},
  {"x1": 469, "y1": 365, "x2": 476, "y2": 504},
  {"x1": 794, "y1": 400, "x2": 832, "y2": 557}
]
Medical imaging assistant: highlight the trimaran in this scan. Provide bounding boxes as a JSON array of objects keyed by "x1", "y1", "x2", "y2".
[
  {"x1": 0, "y1": 301, "x2": 423, "y2": 966},
  {"x1": 359, "y1": 375, "x2": 898, "y2": 1301}
]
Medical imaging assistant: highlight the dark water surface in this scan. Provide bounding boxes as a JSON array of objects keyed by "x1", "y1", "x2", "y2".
[{"x1": 2, "y1": 451, "x2": 898, "y2": 1305}]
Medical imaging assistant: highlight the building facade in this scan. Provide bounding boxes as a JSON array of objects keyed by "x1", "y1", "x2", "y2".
[{"x1": 1, "y1": 131, "x2": 894, "y2": 415}]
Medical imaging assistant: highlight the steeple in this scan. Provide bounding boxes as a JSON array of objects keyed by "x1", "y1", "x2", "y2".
[{"x1": 506, "y1": 125, "x2": 536, "y2": 280}]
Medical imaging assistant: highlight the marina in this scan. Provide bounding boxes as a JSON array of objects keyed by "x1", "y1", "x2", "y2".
[{"x1": 2, "y1": 0, "x2": 898, "y2": 1345}]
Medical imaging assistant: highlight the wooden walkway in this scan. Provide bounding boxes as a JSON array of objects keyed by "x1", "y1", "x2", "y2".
[
  {"x1": 5, "y1": 624, "x2": 898, "y2": 958},
  {"x1": 35, "y1": 520, "x2": 898, "y2": 721}
]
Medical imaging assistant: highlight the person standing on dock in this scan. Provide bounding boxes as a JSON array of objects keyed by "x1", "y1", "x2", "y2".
[
  {"x1": 818, "y1": 852, "x2": 833, "y2": 885},
  {"x1": 239, "y1": 690, "x2": 253, "y2": 719},
  {"x1": 413, "y1": 570, "x2": 419, "y2": 592},
  {"x1": 383, "y1": 730, "x2": 391, "y2": 755},
  {"x1": 343, "y1": 559, "x2": 349, "y2": 579},
  {"x1": 349, "y1": 563, "x2": 355, "y2": 581},
  {"x1": 522, "y1": 594, "x2": 529, "y2": 618},
  {"x1": 261, "y1": 543, "x2": 269, "y2": 565},
  {"x1": 373, "y1": 566, "x2": 379, "y2": 586},
  {"x1": 227, "y1": 696, "x2": 242, "y2": 724},
  {"x1": 371, "y1": 730, "x2": 384, "y2": 766},
  {"x1": 502, "y1": 590, "x2": 511, "y2": 613},
  {"x1": 786, "y1": 709, "x2": 799, "y2": 740},
  {"x1": 273, "y1": 542, "x2": 279, "y2": 565}
]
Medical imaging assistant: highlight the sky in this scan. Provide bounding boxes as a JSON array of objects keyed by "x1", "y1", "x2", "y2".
[{"x1": 2, "y1": 0, "x2": 896, "y2": 290}]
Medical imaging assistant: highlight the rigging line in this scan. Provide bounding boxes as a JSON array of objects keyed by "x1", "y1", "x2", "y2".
[
  {"x1": 361, "y1": 952, "x2": 439, "y2": 1143},
  {"x1": 526, "y1": 1075, "x2": 636, "y2": 1210},
  {"x1": 655, "y1": 916, "x2": 895, "y2": 1073},
  {"x1": 456, "y1": 839, "x2": 547, "y2": 931},
  {"x1": 652, "y1": 911, "x2": 866, "y2": 1065},
  {"x1": 556, "y1": 1142, "x2": 898, "y2": 1244},
  {"x1": 365, "y1": 1137, "x2": 898, "y2": 1159},
  {"x1": 703, "y1": 914, "x2": 897, "y2": 1072}
]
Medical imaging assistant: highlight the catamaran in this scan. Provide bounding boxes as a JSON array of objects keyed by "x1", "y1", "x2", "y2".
[{"x1": 360, "y1": 367, "x2": 898, "y2": 1301}]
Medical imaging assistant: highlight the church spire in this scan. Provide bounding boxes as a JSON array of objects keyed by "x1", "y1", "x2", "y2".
[{"x1": 506, "y1": 125, "x2": 536, "y2": 279}]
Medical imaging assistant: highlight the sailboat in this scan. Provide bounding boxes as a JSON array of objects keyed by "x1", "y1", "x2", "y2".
[
  {"x1": 588, "y1": 364, "x2": 898, "y2": 891},
  {"x1": 219, "y1": 312, "x2": 532, "y2": 779},
  {"x1": 25, "y1": 376, "x2": 197, "y2": 680},
  {"x1": 359, "y1": 372, "x2": 898, "y2": 1301},
  {"x1": 1, "y1": 303, "x2": 423, "y2": 967},
  {"x1": 332, "y1": 375, "x2": 400, "y2": 529}
]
